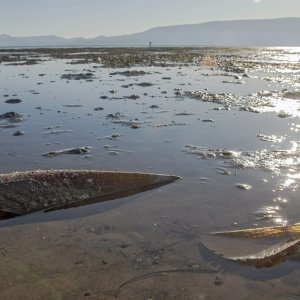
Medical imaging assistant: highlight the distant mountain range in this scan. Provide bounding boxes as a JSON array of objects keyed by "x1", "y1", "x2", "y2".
[{"x1": 1, "y1": 18, "x2": 300, "y2": 47}]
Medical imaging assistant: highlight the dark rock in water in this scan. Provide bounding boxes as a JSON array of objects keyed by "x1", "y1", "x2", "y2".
[
  {"x1": 5, "y1": 99, "x2": 22, "y2": 104},
  {"x1": 202, "y1": 119, "x2": 215, "y2": 122},
  {"x1": 135, "y1": 82, "x2": 154, "y2": 87},
  {"x1": 0, "y1": 112, "x2": 22, "y2": 120},
  {"x1": 131, "y1": 124, "x2": 141, "y2": 129},
  {"x1": 61, "y1": 73, "x2": 94, "y2": 80},
  {"x1": 106, "y1": 112, "x2": 123, "y2": 120},
  {"x1": 109, "y1": 70, "x2": 148, "y2": 77},
  {"x1": 175, "y1": 112, "x2": 194, "y2": 116},
  {"x1": 126, "y1": 94, "x2": 140, "y2": 100},
  {"x1": 94, "y1": 107, "x2": 104, "y2": 111},
  {"x1": 43, "y1": 147, "x2": 90, "y2": 157},
  {"x1": 100, "y1": 96, "x2": 108, "y2": 99},
  {"x1": 13, "y1": 131, "x2": 25, "y2": 136},
  {"x1": 0, "y1": 170, "x2": 180, "y2": 218},
  {"x1": 62, "y1": 104, "x2": 83, "y2": 108},
  {"x1": 149, "y1": 105, "x2": 160, "y2": 109}
]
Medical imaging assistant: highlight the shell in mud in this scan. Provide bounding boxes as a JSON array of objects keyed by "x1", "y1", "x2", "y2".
[{"x1": 0, "y1": 169, "x2": 180, "y2": 218}]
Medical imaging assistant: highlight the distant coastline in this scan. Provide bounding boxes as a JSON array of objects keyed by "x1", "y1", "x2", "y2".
[
  {"x1": 1, "y1": 18, "x2": 300, "y2": 47},
  {"x1": 1, "y1": 46, "x2": 300, "y2": 51}
]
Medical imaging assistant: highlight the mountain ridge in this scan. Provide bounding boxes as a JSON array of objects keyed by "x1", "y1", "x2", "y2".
[{"x1": 1, "y1": 17, "x2": 300, "y2": 47}]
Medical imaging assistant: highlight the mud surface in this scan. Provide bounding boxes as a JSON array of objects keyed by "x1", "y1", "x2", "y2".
[{"x1": 0, "y1": 47, "x2": 300, "y2": 299}]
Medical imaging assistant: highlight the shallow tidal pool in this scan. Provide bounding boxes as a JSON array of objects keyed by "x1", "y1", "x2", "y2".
[{"x1": 0, "y1": 47, "x2": 300, "y2": 299}]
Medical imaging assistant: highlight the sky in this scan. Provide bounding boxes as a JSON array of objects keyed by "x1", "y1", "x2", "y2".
[{"x1": 1, "y1": 0, "x2": 300, "y2": 38}]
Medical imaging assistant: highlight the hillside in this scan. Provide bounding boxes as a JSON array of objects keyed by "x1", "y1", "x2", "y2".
[{"x1": 1, "y1": 18, "x2": 299, "y2": 47}]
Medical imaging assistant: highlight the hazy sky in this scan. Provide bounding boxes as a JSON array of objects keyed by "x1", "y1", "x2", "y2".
[{"x1": 1, "y1": 0, "x2": 299, "y2": 38}]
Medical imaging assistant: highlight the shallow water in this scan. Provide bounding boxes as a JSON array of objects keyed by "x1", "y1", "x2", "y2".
[{"x1": 0, "y1": 47, "x2": 300, "y2": 299}]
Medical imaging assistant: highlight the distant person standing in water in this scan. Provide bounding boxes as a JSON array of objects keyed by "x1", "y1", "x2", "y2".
[{"x1": 149, "y1": 41, "x2": 152, "y2": 47}]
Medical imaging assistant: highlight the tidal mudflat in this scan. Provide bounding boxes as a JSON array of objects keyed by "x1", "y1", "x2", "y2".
[{"x1": 0, "y1": 47, "x2": 300, "y2": 299}]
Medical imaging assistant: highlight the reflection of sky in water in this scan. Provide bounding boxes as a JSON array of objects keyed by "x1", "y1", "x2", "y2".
[
  {"x1": 269, "y1": 47, "x2": 300, "y2": 63},
  {"x1": 257, "y1": 98, "x2": 300, "y2": 118},
  {"x1": 245, "y1": 47, "x2": 300, "y2": 64},
  {"x1": 290, "y1": 123, "x2": 300, "y2": 132},
  {"x1": 185, "y1": 141, "x2": 300, "y2": 175},
  {"x1": 281, "y1": 172, "x2": 300, "y2": 191}
]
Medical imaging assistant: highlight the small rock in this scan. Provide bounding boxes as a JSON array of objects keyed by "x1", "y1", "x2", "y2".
[
  {"x1": 214, "y1": 275, "x2": 223, "y2": 286},
  {"x1": 13, "y1": 131, "x2": 25, "y2": 136},
  {"x1": 131, "y1": 124, "x2": 140, "y2": 129},
  {"x1": 5, "y1": 99, "x2": 22, "y2": 104},
  {"x1": 0, "y1": 112, "x2": 22, "y2": 120},
  {"x1": 201, "y1": 119, "x2": 215, "y2": 122},
  {"x1": 94, "y1": 107, "x2": 104, "y2": 111},
  {"x1": 136, "y1": 82, "x2": 154, "y2": 87},
  {"x1": 235, "y1": 183, "x2": 252, "y2": 190},
  {"x1": 126, "y1": 94, "x2": 140, "y2": 100},
  {"x1": 111, "y1": 133, "x2": 120, "y2": 139},
  {"x1": 277, "y1": 111, "x2": 292, "y2": 118}
]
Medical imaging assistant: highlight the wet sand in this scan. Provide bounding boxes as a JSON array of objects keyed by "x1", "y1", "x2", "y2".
[{"x1": 0, "y1": 47, "x2": 300, "y2": 299}]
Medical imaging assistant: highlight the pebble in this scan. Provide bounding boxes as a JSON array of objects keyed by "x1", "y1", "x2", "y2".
[
  {"x1": 131, "y1": 124, "x2": 140, "y2": 129},
  {"x1": 235, "y1": 183, "x2": 252, "y2": 190},
  {"x1": 5, "y1": 98, "x2": 22, "y2": 104},
  {"x1": 13, "y1": 131, "x2": 25, "y2": 136}
]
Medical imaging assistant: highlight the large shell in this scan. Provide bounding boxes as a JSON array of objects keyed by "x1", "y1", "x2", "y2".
[{"x1": 0, "y1": 169, "x2": 180, "y2": 218}]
